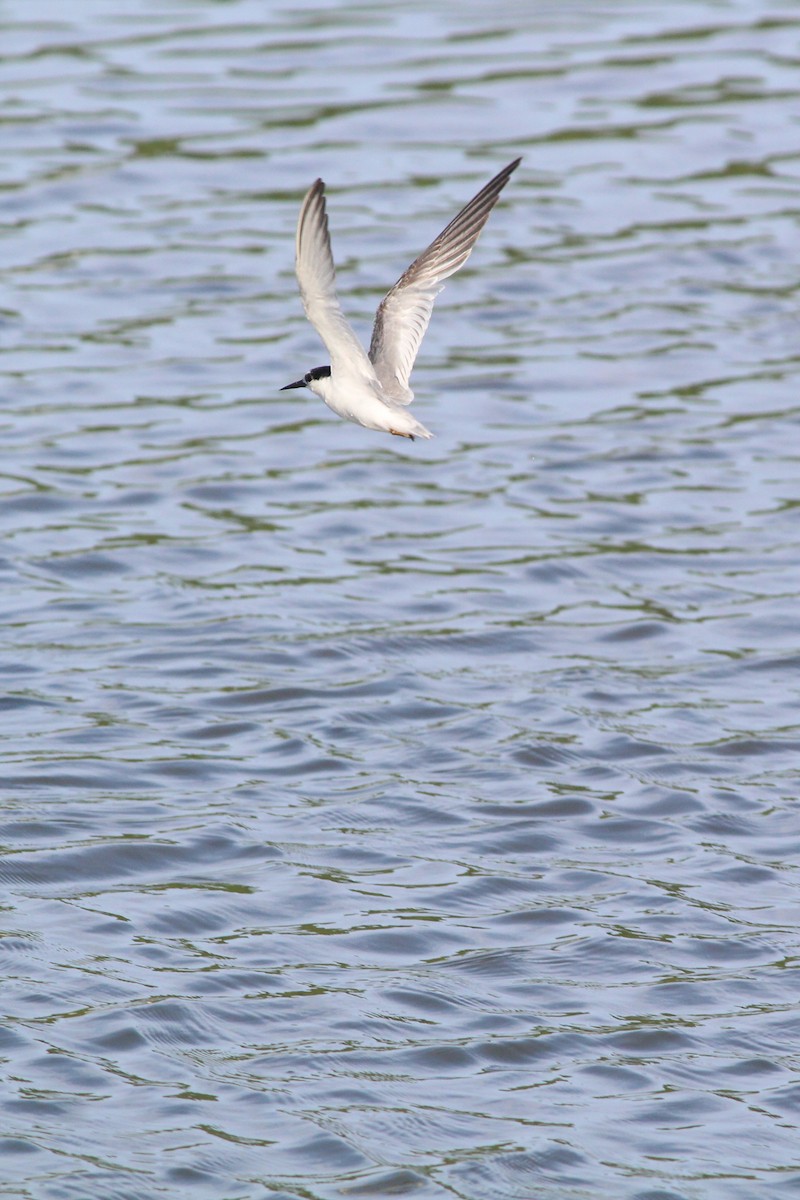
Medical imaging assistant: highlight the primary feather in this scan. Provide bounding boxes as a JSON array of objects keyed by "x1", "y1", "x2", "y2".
[
  {"x1": 369, "y1": 158, "x2": 521, "y2": 403},
  {"x1": 295, "y1": 179, "x2": 377, "y2": 382}
]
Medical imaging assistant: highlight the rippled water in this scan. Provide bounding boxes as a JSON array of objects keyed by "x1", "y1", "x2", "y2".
[{"x1": 2, "y1": 1, "x2": 800, "y2": 1197}]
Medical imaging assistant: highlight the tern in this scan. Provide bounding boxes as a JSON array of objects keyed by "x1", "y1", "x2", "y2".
[{"x1": 281, "y1": 158, "x2": 521, "y2": 440}]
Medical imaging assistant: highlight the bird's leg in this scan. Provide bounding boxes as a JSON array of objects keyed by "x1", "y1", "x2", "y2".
[{"x1": 389, "y1": 429, "x2": 414, "y2": 440}]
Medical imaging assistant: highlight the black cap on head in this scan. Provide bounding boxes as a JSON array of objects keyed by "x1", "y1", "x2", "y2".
[{"x1": 281, "y1": 364, "x2": 331, "y2": 391}]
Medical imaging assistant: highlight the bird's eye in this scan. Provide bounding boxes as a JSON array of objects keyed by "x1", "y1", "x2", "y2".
[{"x1": 304, "y1": 373, "x2": 312, "y2": 383}]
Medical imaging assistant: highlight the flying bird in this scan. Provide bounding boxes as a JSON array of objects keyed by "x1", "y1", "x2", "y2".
[{"x1": 281, "y1": 158, "x2": 521, "y2": 440}]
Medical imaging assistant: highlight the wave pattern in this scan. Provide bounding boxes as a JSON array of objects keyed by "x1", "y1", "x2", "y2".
[{"x1": 2, "y1": 1, "x2": 800, "y2": 1197}]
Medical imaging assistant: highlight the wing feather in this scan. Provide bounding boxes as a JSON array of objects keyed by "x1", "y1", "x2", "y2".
[
  {"x1": 368, "y1": 158, "x2": 520, "y2": 403},
  {"x1": 294, "y1": 180, "x2": 375, "y2": 379}
]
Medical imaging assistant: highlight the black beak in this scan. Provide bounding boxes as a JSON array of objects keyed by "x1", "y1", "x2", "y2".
[{"x1": 280, "y1": 378, "x2": 306, "y2": 391}]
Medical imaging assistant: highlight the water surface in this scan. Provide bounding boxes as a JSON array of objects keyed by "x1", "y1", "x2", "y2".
[{"x1": 2, "y1": 1, "x2": 800, "y2": 1197}]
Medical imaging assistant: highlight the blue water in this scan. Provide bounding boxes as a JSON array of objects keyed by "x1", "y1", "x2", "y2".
[{"x1": 1, "y1": 1, "x2": 799, "y2": 1197}]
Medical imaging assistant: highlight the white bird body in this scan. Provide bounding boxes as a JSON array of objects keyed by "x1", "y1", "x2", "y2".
[
  {"x1": 282, "y1": 158, "x2": 521, "y2": 440},
  {"x1": 309, "y1": 369, "x2": 430, "y2": 439}
]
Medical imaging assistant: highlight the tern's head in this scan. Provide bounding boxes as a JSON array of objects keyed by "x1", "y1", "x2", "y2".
[{"x1": 281, "y1": 364, "x2": 331, "y2": 396}]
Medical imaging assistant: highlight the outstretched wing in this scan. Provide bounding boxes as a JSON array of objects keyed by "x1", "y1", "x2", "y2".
[
  {"x1": 294, "y1": 179, "x2": 375, "y2": 379},
  {"x1": 368, "y1": 158, "x2": 520, "y2": 404}
]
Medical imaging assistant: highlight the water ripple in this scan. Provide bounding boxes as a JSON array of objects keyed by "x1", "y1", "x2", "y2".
[{"x1": 3, "y1": 1, "x2": 800, "y2": 1198}]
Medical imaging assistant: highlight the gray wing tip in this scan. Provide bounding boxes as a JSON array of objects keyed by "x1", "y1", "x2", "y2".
[
  {"x1": 304, "y1": 179, "x2": 326, "y2": 213},
  {"x1": 296, "y1": 177, "x2": 333, "y2": 274},
  {"x1": 477, "y1": 156, "x2": 522, "y2": 200},
  {"x1": 473, "y1": 157, "x2": 522, "y2": 195},
  {"x1": 300, "y1": 179, "x2": 326, "y2": 215},
  {"x1": 298, "y1": 178, "x2": 328, "y2": 230},
  {"x1": 387, "y1": 156, "x2": 521, "y2": 287}
]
